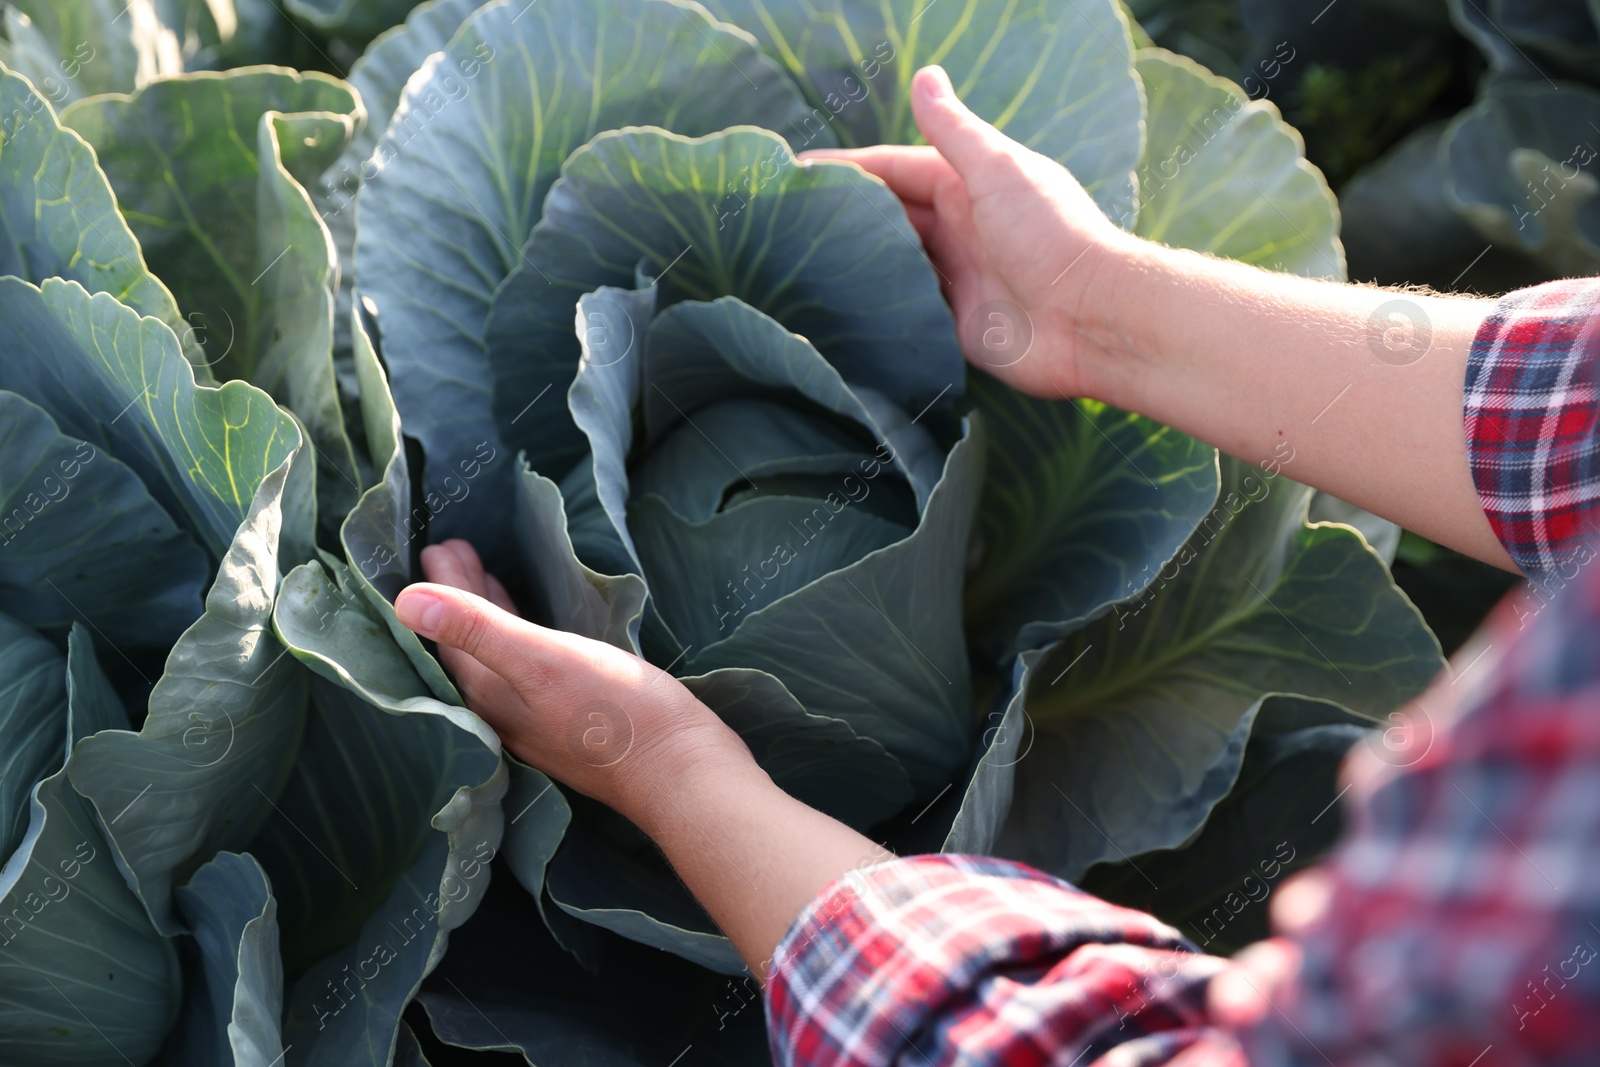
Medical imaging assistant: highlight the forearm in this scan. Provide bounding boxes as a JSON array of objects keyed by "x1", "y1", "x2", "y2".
[
  {"x1": 1077, "y1": 235, "x2": 1513, "y2": 570},
  {"x1": 618, "y1": 754, "x2": 887, "y2": 980}
]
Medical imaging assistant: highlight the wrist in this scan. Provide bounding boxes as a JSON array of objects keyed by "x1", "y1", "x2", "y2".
[
  {"x1": 1058, "y1": 227, "x2": 1170, "y2": 410},
  {"x1": 607, "y1": 714, "x2": 771, "y2": 838}
]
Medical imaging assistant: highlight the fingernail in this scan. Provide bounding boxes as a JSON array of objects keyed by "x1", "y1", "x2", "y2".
[
  {"x1": 398, "y1": 591, "x2": 445, "y2": 637},
  {"x1": 917, "y1": 66, "x2": 951, "y2": 102}
]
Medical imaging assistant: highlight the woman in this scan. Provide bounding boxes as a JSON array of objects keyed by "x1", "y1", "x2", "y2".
[{"x1": 395, "y1": 66, "x2": 1600, "y2": 1066}]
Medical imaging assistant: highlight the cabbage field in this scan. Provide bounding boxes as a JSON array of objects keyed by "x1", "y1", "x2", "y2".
[{"x1": 0, "y1": 0, "x2": 1510, "y2": 1062}]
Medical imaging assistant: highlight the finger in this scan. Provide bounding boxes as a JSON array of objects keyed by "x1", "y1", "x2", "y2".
[
  {"x1": 909, "y1": 66, "x2": 1024, "y2": 202},
  {"x1": 904, "y1": 203, "x2": 937, "y2": 249},
  {"x1": 441, "y1": 538, "x2": 489, "y2": 598},
  {"x1": 801, "y1": 144, "x2": 952, "y2": 205},
  {"x1": 419, "y1": 543, "x2": 472, "y2": 591},
  {"x1": 396, "y1": 583, "x2": 565, "y2": 693},
  {"x1": 485, "y1": 573, "x2": 518, "y2": 616}
]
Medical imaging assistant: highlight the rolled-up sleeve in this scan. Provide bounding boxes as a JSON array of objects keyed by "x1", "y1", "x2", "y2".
[
  {"x1": 764, "y1": 854, "x2": 1236, "y2": 1067},
  {"x1": 1464, "y1": 278, "x2": 1600, "y2": 584}
]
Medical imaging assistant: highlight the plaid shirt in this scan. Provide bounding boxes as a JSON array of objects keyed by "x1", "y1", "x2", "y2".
[{"x1": 765, "y1": 278, "x2": 1600, "y2": 1067}]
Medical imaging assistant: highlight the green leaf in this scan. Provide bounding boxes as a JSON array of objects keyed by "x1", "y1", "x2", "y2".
[
  {"x1": 254, "y1": 110, "x2": 363, "y2": 542},
  {"x1": 0, "y1": 612, "x2": 68, "y2": 860},
  {"x1": 513, "y1": 464, "x2": 647, "y2": 654},
  {"x1": 938, "y1": 661, "x2": 1030, "y2": 855},
  {"x1": 963, "y1": 371, "x2": 1219, "y2": 662},
  {"x1": 61, "y1": 67, "x2": 362, "y2": 386},
  {"x1": 167, "y1": 851, "x2": 286, "y2": 1067},
  {"x1": 0, "y1": 277, "x2": 304, "y2": 560},
  {"x1": 418, "y1": 871, "x2": 760, "y2": 1066},
  {"x1": 691, "y1": 417, "x2": 984, "y2": 798},
  {"x1": 268, "y1": 544, "x2": 504, "y2": 1066},
  {"x1": 1078, "y1": 696, "x2": 1367, "y2": 954},
  {"x1": 630, "y1": 399, "x2": 879, "y2": 525},
  {"x1": 3, "y1": 1, "x2": 178, "y2": 103},
  {"x1": 1444, "y1": 83, "x2": 1600, "y2": 276},
  {"x1": 64, "y1": 623, "x2": 130, "y2": 742},
  {"x1": 393, "y1": 1021, "x2": 433, "y2": 1067},
  {"x1": 333, "y1": 307, "x2": 468, "y2": 705},
  {"x1": 1135, "y1": 48, "x2": 1344, "y2": 280},
  {"x1": 0, "y1": 66, "x2": 202, "y2": 369},
  {"x1": 249, "y1": 671, "x2": 504, "y2": 1067},
  {"x1": 0, "y1": 628, "x2": 181, "y2": 1066},
  {"x1": 354, "y1": 0, "x2": 820, "y2": 567},
  {"x1": 497, "y1": 757, "x2": 574, "y2": 949},
  {"x1": 1337, "y1": 124, "x2": 1508, "y2": 288},
  {"x1": 318, "y1": 0, "x2": 486, "y2": 352},
  {"x1": 488, "y1": 127, "x2": 961, "y2": 476},
  {"x1": 0, "y1": 390, "x2": 208, "y2": 648},
  {"x1": 682, "y1": 668, "x2": 916, "y2": 829},
  {"x1": 561, "y1": 286, "x2": 658, "y2": 579},
  {"x1": 342, "y1": 0, "x2": 484, "y2": 174},
  {"x1": 67, "y1": 454, "x2": 311, "y2": 934},
  {"x1": 546, "y1": 813, "x2": 743, "y2": 975},
  {"x1": 697, "y1": 0, "x2": 1145, "y2": 219},
  {"x1": 633, "y1": 491, "x2": 907, "y2": 653},
  {"x1": 995, "y1": 458, "x2": 1443, "y2": 880},
  {"x1": 281, "y1": 0, "x2": 417, "y2": 46},
  {"x1": 0, "y1": 774, "x2": 182, "y2": 1065}
]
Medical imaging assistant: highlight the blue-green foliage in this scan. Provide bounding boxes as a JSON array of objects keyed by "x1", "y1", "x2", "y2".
[{"x1": 0, "y1": 0, "x2": 1443, "y2": 1063}]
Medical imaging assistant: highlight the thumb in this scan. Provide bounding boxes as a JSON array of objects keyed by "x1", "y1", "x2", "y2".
[
  {"x1": 909, "y1": 65, "x2": 1021, "y2": 198},
  {"x1": 396, "y1": 583, "x2": 559, "y2": 691}
]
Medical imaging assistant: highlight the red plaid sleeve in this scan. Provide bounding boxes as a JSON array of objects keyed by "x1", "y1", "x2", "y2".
[
  {"x1": 1464, "y1": 278, "x2": 1600, "y2": 583},
  {"x1": 763, "y1": 854, "x2": 1237, "y2": 1067}
]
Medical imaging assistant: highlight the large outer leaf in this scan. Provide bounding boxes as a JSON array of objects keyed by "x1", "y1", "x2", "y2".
[
  {"x1": 0, "y1": 277, "x2": 303, "y2": 559},
  {"x1": 418, "y1": 870, "x2": 767, "y2": 1067},
  {"x1": 1134, "y1": 48, "x2": 1343, "y2": 279},
  {"x1": 68, "y1": 454, "x2": 311, "y2": 934},
  {"x1": 253, "y1": 110, "x2": 363, "y2": 539},
  {"x1": 995, "y1": 458, "x2": 1443, "y2": 880},
  {"x1": 354, "y1": 0, "x2": 820, "y2": 570},
  {"x1": 342, "y1": 0, "x2": 484, "y2": 174},
  {"x1": 698, "y1": 0, "x2": 1144, "y2": 219},
  {"x1": 61, "y1": 68, "x2": 361, "y2": 387},
  {"x1": 0, "y1": 613, "x2": 69, "y2": 861},
  {"x1": 0, "y1": 389, "x2": 208, "y2": 649},
  {"x1": 487, "y1": 127, "x2": 961, "y2": 475},
  {"x1": 963, "y1": 372, "x2": 1219, "y2": 662},
  {"x1": 1079, "y1": 695, "x2": 1367, "y2": 954},
  {"x1": 269, "y1": 560, "x2": 504, "y2": 1067},
  {"x1": 246, "y1": 674, "x2": 504, "y2": 1067},
  {"x1": 166, "y1": 851, "x2": 286, "y2": 1067},
  {"x1": 281, "y1": 0, "x2": 416, "y2": 46},
  {"x1": 319, "y1": 0, "x2": 486, "y2": 351},
  {"x1": 1444, "y1": 83, "x2": 1600, "y2": 276},
  {"x1": 0, "y1": 628, "x2": 181, "y2": 1066},
  {"x1": 4, "y1": 0, "x2": 179, "y2": 102},
  {"x1": 692, "y1": 418, "x2": 984, "y2": 798},
  {"x1": 513, "y1": 465, "x2": 647, "y2": 654},
  {"x1": 0, "y1": 66, "x2": 201, "y2": 369},
  {"x1": 335, "y1": 304, "x2": 467, "y2": 703},
  {"x1": 682, "y1": 668, "x2": 914, "y2": 828}
]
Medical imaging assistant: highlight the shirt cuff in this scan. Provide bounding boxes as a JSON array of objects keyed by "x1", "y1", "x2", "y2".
[
  {"x1": 1464, "y1": 278, "x2": 1600, "y2": 583},
  {"x1": 764, "y1": 854, "x2": 1230, "y2": 1067}
]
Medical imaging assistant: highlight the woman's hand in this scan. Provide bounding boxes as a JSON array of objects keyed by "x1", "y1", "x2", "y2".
[
  {"x1": 814, "y1": 65, "x2": 1513, "y2": 571},
  {"x1": 394, "y1": 540, "x2": 889, "y2": 977},
  {"x1": 804, "y1": 65, "x2": 1134, "y2": 401},
  {"x1": 394, "y1": 539, "x2": 753, "y2": 819}
]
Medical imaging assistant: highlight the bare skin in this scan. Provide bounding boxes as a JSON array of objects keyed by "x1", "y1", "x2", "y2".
[
  {"x1": 807, "y1": 65, "x2": 1513, "y2": 571},
  {"x1": 397, "y1": 64, "x2": 1510, "y2": 996}
]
